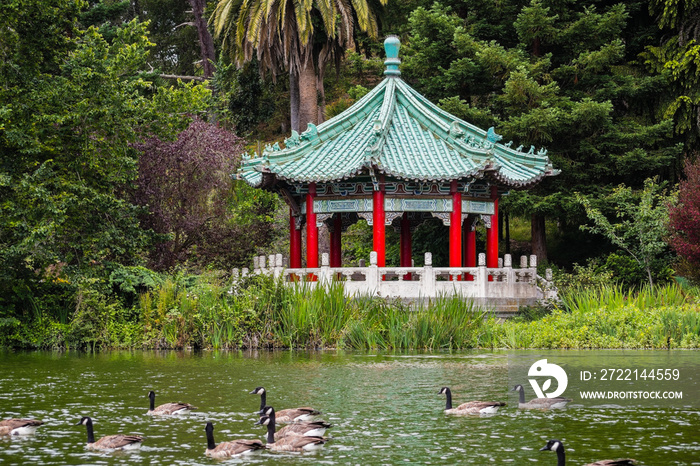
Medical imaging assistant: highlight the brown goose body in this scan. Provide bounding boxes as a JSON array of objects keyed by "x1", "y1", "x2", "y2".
[
  {"x1": 439, "y1": 387, "x2": 506, "y2": 414},
  {"x1": 250, "y1": 387, "x2": 320, "y2": 422},
  {"x1": 88, "y1": 434, "x2": 144, "y2": 451},
  {"x1": 147, "y1": 391, "x2": 196, "y2": 415},
  {"x1": 77, "y1": 417, "x2": 143, "y2": 451},
  {"x1": 260, "y1": 406, "x2": 331, "y2": 439},
  {"x1": 273, "y1": 407, "x2": 321, "y2": 423},
  {"x1": 267, "y1": 435, "x2": 328, "y2": 452},
  {"x1": 0, "y1": 419, "x2": 43, "y2": 436},
  {"x1": 540, "y1": 439, "x2": 637, "y2": 466},
  {"x1": 256, "y1": 415, "x2": 328, "y2": 452},
  {"x1": 204, "y1": 422, "x2": 264, "y2": 458}
]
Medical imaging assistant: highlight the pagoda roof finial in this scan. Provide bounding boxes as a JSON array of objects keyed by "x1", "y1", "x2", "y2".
[{"x1": 384, "y1": 36, "x2": 401, "y2": 77}]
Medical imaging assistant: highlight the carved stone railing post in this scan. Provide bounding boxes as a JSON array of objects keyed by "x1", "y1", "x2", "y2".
[
  {"x1": 260, "y1": 255, "x2": 267, "y2": 275},
  {"x1": 367, "y1": 251, "x2": 379, "y2": 295},
  {"x1": 253, "y1": 256, "x2": 260, "y2": 273},
  {"x1": 478, "y1": 252, "x2": 487, "y2": 297},
  {"x1": 423, "y1": 252, "x2": 435, "y2": 296},
  {"x1": 530, "y1": 255, "x2": 537, "y2": 283},
  {"x1": 504, "y1": 254, "x2": 514, "y2": 285},
  {"x1": 520, "y1": 255, "x2": 528, "y2": 269},
  {"x1": 320, "y1": 253, "x2": 331, "y2": 285},
  {"x1": 242, "y1": 267, "x2": 249, "y2": 278},
  {"x1": 229, "y1": 268, "x2": 240, "y2": 294},
  {"x1": 273, "y1": 254, "x2": 283, "y2": 279}
]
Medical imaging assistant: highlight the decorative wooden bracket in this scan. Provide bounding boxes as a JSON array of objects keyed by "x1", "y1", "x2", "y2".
[{"x1": 280, "y1": 188, "x2": 300, "y2": 216}]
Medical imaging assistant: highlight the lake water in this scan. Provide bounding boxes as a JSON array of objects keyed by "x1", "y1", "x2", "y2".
[{"x1": 0, "y1": 350, "x2": 697, "y2": 465}]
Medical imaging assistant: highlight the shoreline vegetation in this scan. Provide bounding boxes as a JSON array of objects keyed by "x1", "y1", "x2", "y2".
[{"x1": 2, "y1": 274, "x2": 698, "y2": 351}]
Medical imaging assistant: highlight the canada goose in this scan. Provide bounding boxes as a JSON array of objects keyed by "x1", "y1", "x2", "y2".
[
  {"x1": 438, "y1": 387, "x2": 506, "y2": 414},
  {"x1": 255, "y1": 415, "x2": 327, "y2": 452},
  {"x1": 260, "y1": 406, "x2": 331, "y2": 440},
  {"x1": 147, "y1": 390, "x2": 196, "y2": 415},
  {"x1": 204, "y1": 422, "x2": 265, "y2": 458},
  {"x1": 75, "y1": 416, "x2": 143, "y2": 451},
  {"x1": 540, "y1": 439, "x2": 637, "y2": 465},
  {"x1": 250, "y1": 387, "x2": 320, "y2": 423},
  {"x1": 511, "y1": 384, "x2": 572, "y2": 409},
  {"x1": 0, "y1": 418, "x2": 43, "y2": 436}
]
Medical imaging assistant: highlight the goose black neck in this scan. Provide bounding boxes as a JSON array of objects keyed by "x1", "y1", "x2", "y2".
[
  {"x1": 556, "y1": 444, "x2": 566, "y2": 466},
  {"x1": 259, "y1": 392, "x2": 266, "y2": 412},
  {"x1": 266, "y1": 418, "x2": 276, "y2": 444},
  {"x1": 518, "y1": 387, "x2": 525, "y2": 404},
  {"x1": 149, "y1": 394, "x2": 155, "y2": 411},
  {"x1": 206, "y1": 427, "x2": 216, "y2": 450},
  {"x1": 444, "y1": 389, "x2": 453, "y2": 410},
  {"x1": 85, "y1": 419, "x2": 95, "y2": 444}
]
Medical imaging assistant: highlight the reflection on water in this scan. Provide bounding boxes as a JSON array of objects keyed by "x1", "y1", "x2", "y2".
[{"x1": 0, "y1": 350, "x2": 697, "y2": 465}]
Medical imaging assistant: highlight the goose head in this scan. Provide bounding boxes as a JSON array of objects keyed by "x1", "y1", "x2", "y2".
[
  {"x1": 438, "y1": 387, "x2": 451, "y2": 395},
  {"x1": 260, "y1": 406, "x2": 275, "y2": 417},
  {"x1": 540, "y1": 439, "x2": 564, "y2": 452},
  {"x1": 255, "y1": 415, "x2": 272, "y2": 427},
  {"x1": 511, "y1": 384, "x2": 524, "y2": 392},
  {"x1": 75, "y1": 416, "x2": 92, "y2": 426},
  {"x1": 250, "y1": 387, "x2": 265, "y2": 395}
]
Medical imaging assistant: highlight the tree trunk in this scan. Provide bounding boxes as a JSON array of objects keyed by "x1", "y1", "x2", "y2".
[
  {"x1": 290, "y1": 70, "x2": 300, "y2": 133},
  {"x1": 505, "y1": 211, "x2": 510, "y2": 255},
  {"x1": 531, "y1": 214, "x2": 547, "y2": 263},
  {"x1": 533, "y1": 36, "x2": 541, "y2": 57},
  {"x1": 188, "y1": 0, "x2": 216, "y2": 78},
  {"x1": 317, "y1": 62, "x2": 326, "y2": 124},
  {"x1": 298, "y1": 61, "x2": 318, "y2": 133}
]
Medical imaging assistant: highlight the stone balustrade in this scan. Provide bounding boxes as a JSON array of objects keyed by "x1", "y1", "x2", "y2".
[{"x1": 231, "y1": 252, "x2": 557, "y2": 313}]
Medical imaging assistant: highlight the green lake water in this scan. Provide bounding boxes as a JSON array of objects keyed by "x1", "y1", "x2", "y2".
[{"x1": 0, "y1": 350, "x2": 697, "y2": 465}]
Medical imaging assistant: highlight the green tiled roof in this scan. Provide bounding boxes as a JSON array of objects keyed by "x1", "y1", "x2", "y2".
[{"x1": 238, "y1": 38, "x2": 558, "y2": 189}]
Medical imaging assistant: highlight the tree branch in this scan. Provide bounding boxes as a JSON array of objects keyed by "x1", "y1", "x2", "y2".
[{"x1": 159, "y1": 74, "x2": 206, "y2": 82}]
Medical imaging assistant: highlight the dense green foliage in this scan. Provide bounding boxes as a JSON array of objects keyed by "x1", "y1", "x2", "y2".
[
  {"x1": 2, "y1": 274, "x2": 698, "y2": 350},
  {"x1": 2, "y1": 0, "x2": 700, "y2": 350},
  {"x1": 400, "y1": 0, "x2": 681, "y2": 267}
]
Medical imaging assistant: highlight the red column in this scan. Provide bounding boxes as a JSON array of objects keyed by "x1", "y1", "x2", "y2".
[
  {"x1": 400, "y1": 213, "x2": 412, "y2": 280},
  {"x1": 306, "y1": 183, "x2": 318, "y2": 280},
  {"x1": 289, "y1": 208, "x2": 302, "y2": 269},
  {"x1": 486, "y1": 186, "x2": 499, "y2": 280},
  {"x1": 463, "y1": 215, "x2": 476, "y2": 281},
  {"x1": 449, "y1": 181, "x2": 462, "y2": 280},
  {"x1": 372, "y1": 184, "x2": 385, "y2": 267},
  {"x1": 330, "y1": 214, "x2": 342, "y2": 267}
]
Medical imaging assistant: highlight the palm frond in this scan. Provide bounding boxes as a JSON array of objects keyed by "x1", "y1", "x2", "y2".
[
  {"x1": 314, "y1": 0, "x2": 337, "y2": 40},
  {"x1": 349, "y1": 0, "x2": 370, "y2": 33}
]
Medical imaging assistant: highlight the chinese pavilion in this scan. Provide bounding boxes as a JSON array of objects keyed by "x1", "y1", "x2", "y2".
[{"x1": 237, "y1": 36, "x2": 557, "y2": 283}]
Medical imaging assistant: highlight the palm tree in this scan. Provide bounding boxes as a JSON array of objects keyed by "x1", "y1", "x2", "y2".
[{"x1": 211, "y1": 0, "x2": 387, "y2": 132}]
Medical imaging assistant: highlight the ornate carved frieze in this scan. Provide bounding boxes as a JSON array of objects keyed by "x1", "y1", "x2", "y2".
[
  {"x1": 384, "y1": 197, "x2": 452, "y2": 212},
  {"x1": 462, "y1": 199, "x2": 495, "y2": 215},
  {"x1": 480, "y1": 214, "x2": 492, "y2": 229},
  {"x1": 431, "y1": 212, "x2": 451, "y2": 226},
  {"x1": 304, "y1": 196, "x2": 493, "y2": 216},
  {"x1": 357, "y1": 212, "x2": 374, "y2": 226},
  {"x1": 385, "y1": 212, "x2": 403, "y2": 225}
]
